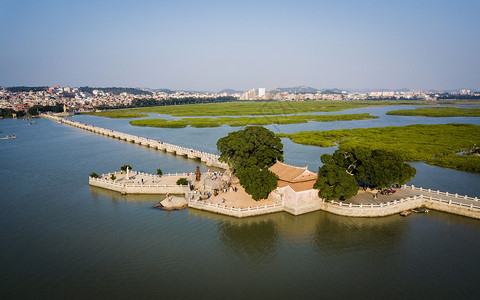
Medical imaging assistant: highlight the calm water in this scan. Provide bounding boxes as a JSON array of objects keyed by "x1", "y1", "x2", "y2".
[{"x1": 1, "y1": 107, "x2": 480, "y2": 299}]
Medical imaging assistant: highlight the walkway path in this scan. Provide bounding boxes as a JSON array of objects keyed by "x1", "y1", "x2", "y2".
[{"x1": 41, "y1": 114, "x2": 229, "y2": 169}]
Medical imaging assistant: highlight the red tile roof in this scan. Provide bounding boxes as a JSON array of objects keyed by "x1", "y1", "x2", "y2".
[{"x1": 269, "y1": 161, "x2": 318, "y2": 192}]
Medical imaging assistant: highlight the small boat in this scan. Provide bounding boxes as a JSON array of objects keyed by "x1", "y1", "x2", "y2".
[
  {"x1": 400, "y1": 210, "x2": 411, "y2": 216},
  {"x1": 1, "y1": 135, "x2": 16, "y2": 139}
]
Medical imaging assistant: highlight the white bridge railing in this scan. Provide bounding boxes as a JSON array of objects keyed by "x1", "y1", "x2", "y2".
[
  {"x1": 403, "y1": 184, "x2": 479, "y2": 201},
  {"x1": 91, "y1": 172, "x2": 190, "y2": 189},
  {"x1": 188, "y1": 198, "x2": 281, "y2": 213},
  {"x1": 43, "y1": 114, "x2": 225, "y2": 166},
  {"x1": 329, "y1": 191, "x2": 480, "y2": 211}
]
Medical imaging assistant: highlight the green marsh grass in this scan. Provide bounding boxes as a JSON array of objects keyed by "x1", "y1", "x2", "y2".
[
  {"x1": 132, "y1": 100, "x2": 421, "y2": 117},
  {"x1": 129, "y1": 113, "x2": 378, "y2": 128},
  {"x1": 386, "y1": 106, "x2": 480, "y2": 117},
  {"x1": 84, "y1": 111, "x2": 148, "y2": 119},
  {"x1": 278, "y1": 124, "x2": 480, "y2": 173}
]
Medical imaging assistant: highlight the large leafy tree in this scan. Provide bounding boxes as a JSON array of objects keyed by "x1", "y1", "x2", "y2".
[
  {"x1": 236, "y1": 167, "x2": 279, "y2": 201},
  {"x1": 315, "y1": 148, "x2": 416, "y2": 201},
  {"x1": 217, "y1": 126, "x2": 284, "y2": 170},
  {"x1": 333, "y1": 147, "x2": 416, "y2": 188},
  {"x1": 217, "y1": 126, "x2": 283, "y2": 200},
  {"x1": 356, "y1": 149, "x2": 416, "y2": 188},
  {"x1": 314, "y1": 155, "x2": 359, "y2": 201}
]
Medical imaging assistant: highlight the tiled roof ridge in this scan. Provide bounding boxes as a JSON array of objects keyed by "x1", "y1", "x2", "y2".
[{"x1": 275, "y1": 160, "x2": 309, "y2": 170}]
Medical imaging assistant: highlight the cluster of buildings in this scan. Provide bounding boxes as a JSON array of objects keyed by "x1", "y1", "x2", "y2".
[
  {"x1": 0, "y1": 86, "x2": 478, "y2": 113},
  {"x1": 0, "y1": 87, "x2": 141, "y2": 112},
  {"x1": 240, "y1": 88, "x2": 478, "y2": 101}
]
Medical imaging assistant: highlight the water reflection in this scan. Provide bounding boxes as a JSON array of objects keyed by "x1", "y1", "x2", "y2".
[
  {"x1": 313, "y1": 212, "x2": 407, "y2": 253},
  {"x1": 217, "y1": 218, "x2": 279, "y2": 262}
]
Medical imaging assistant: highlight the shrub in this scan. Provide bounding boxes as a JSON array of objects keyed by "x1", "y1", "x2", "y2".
[
  {"x1": 176, "y1": 178, "x2": 189, "y2": 185},
  {"x1": 120, "y1": 165, "x2": 132, "y2": 172}
]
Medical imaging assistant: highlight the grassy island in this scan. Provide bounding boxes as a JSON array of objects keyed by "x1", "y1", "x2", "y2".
[
  {"x1": 386, "y1": 107, "x2": 480, "y2": 117},
  {"x1": 129, "y1": 113, "x2": 378, "y2": 128},
  {"x1": 83, "y1": 111, "x2": 148, "y2": 119},
  {"x1": 278, "y1": 124, "x2": 480, "y2": 173},
  {"x1": 131, "y1": 100, "x2": 421, "y2": 117}
]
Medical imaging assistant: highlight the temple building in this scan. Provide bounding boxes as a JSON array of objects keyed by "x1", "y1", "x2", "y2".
[{"x1": 269, "y1": 161, "x2": 322, "y2": 213}]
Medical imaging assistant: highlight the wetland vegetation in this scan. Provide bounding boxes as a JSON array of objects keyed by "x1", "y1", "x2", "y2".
[
  {"x1": 278, "y1": 124, "x2": 480, "y2": 173},
  {"x1": 130, "y1": 100, "x2": 421, "y2": 117},
  {"x1": 128, "y1": 113, "x2": 378, "y2": 128},
  {"x1": 387, "y1": 106, "x2": 480, "y2": 117},
  {"x1": 83, "y1": 111, "x2": 148, "y2": 119}
]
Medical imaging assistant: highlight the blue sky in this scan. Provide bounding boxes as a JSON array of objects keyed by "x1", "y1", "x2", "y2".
[{"x1": 0, "y1": 0, "x2": 479, "y2": 91}]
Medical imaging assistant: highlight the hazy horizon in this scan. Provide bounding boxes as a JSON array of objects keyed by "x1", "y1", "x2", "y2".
[{"x1": 1, "y1": 0, "x2": 479, "y2": 91}]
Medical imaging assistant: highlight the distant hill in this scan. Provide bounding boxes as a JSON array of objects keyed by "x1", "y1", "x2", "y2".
[
  {"x1": 79, "y1": 87, "x2": 152, "y2": 95},
  {"x1": 218, "y1": 89, "x2": 244, "y2": 94},
  {"x1": 153, "y1": 88, "x2": 176, "y2": 94},
  {"x1": 178, "y1": 90, "x2": 213, "y2": 94},
  {"x1": 7, "y1": 86, "x2": 48, "y2": 93},
  {"x1": 320, "y1": 88, "x2": 344, "y2": 94},
  {"x1": 270, "y1": 86, "x2": 319, "y2": 94}
]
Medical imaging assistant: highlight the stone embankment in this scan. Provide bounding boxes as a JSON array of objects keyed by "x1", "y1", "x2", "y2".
[
  {"x1": 187, "y1": 197, "x2": 284, "y2": 218},
  {"x1": 41, "y1": 114, "x2": 229, "y2": 169},
  {"x1": 89, "y1": 171, "x2": 191, "y2": 195},
  {"x1": 186, "y1": 185, "x2": 480, "y2": 219}
]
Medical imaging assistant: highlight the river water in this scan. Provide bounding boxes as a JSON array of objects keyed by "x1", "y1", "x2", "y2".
[{"x1": 1, "y1": 106, "x2": 479, "y2": 299}]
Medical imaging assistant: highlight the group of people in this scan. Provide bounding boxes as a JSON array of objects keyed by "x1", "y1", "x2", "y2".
[
  {"x1": 206, "y1": 170, "x2": 223, "y2": 181},
  {"x1": 380, "y1": 188, "x2": 397, "y2": 195}
]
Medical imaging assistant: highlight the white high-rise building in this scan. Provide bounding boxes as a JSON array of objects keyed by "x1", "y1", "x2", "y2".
[{"x1": 258, "y1": 88, "x2": 266, "y2": 98}]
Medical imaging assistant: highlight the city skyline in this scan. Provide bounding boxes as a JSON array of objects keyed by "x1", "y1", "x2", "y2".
[{"x1": 1, "y1": 0, "x2": 479, "y2": 91}]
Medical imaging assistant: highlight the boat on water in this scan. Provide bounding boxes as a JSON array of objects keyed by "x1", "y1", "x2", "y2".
[
  {"x1": 400, "y1": 210, "x2": 411, "y2": 216},
  {"x1": 1, "y1": 135, "x2": 16, "y2": 139}
]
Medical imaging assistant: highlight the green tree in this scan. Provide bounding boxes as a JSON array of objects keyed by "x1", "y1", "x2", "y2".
[
  {"x1": 217, "y1": 126, "x2": 284, "y2": 170},
  {"x1": 110, "y1": 174, "x2": 116, "y2": 181},
  {"x1": 236, "y1": 166, "x2": 279, "y2": 201},
  {"x1": 157, "y1": 168, "x2": 163, "y2": 176},
  {"x1": 314, "y1": 163, "x2": 359, "y2": 201},
  {"x1": 176, "y1": 178, "x2": 188, "y2": 185},
  {"x1": 89, "y1": 172, "x2": 99, "y2": 178},
  {"x1": 320, "y1": 148, "x2": 416, "y2": 191},
  {"x1": 120, "y1": 165, "x2": 132, "y2": 172},
  {"x1": 217, "y1": 126, "x2": 283, "y2": 201}
]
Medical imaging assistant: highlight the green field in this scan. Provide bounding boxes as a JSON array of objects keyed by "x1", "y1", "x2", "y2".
[
  {"x1": 386, "y1": 106, "x2": 480, "y2": 117},
  {"x1": 130, "y1": 100, "x2": 422, "y2": 117},
  {"x1": 129, "y1": 113, "x2": 378, "y2": 128},
  {"x1": 278, "y1": 124, "x2": 480, "y2": 173},
  {"x1": 84, "y1": 111, "x2": 148, "y2": 119}
]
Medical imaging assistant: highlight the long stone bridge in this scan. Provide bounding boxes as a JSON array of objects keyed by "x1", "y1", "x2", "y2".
[{"x1": 41, "y1": 114, "x2": 229, "y2": 169}]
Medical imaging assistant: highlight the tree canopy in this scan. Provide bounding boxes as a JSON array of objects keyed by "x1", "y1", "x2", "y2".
[
  {"x1": 217, "y1": 126, "x2": 284, "y2": 170},
  {"x1": 314, "y1": 147, "x2": 416, "y2": 201},
  {"x1": 314, "y1": 163, "x2": 358, "y2": 201},
  {"x1": 120, "y1": 165, "x2": 132, "y2": 172},
  {"x1": 236, "y1": 166, "x2": 279, "y2": 201},
  {"x1": 217, "y1": 126, "x2": 283, "y2": 201}
]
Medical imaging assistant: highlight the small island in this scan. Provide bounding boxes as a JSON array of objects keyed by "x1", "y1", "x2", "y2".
[
  {"x1": 386, "y1": 106, "x2": 480, "y2": 117},
  {"x1": 82, "y1": 121, "x2": 479, "y2": 219}
]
